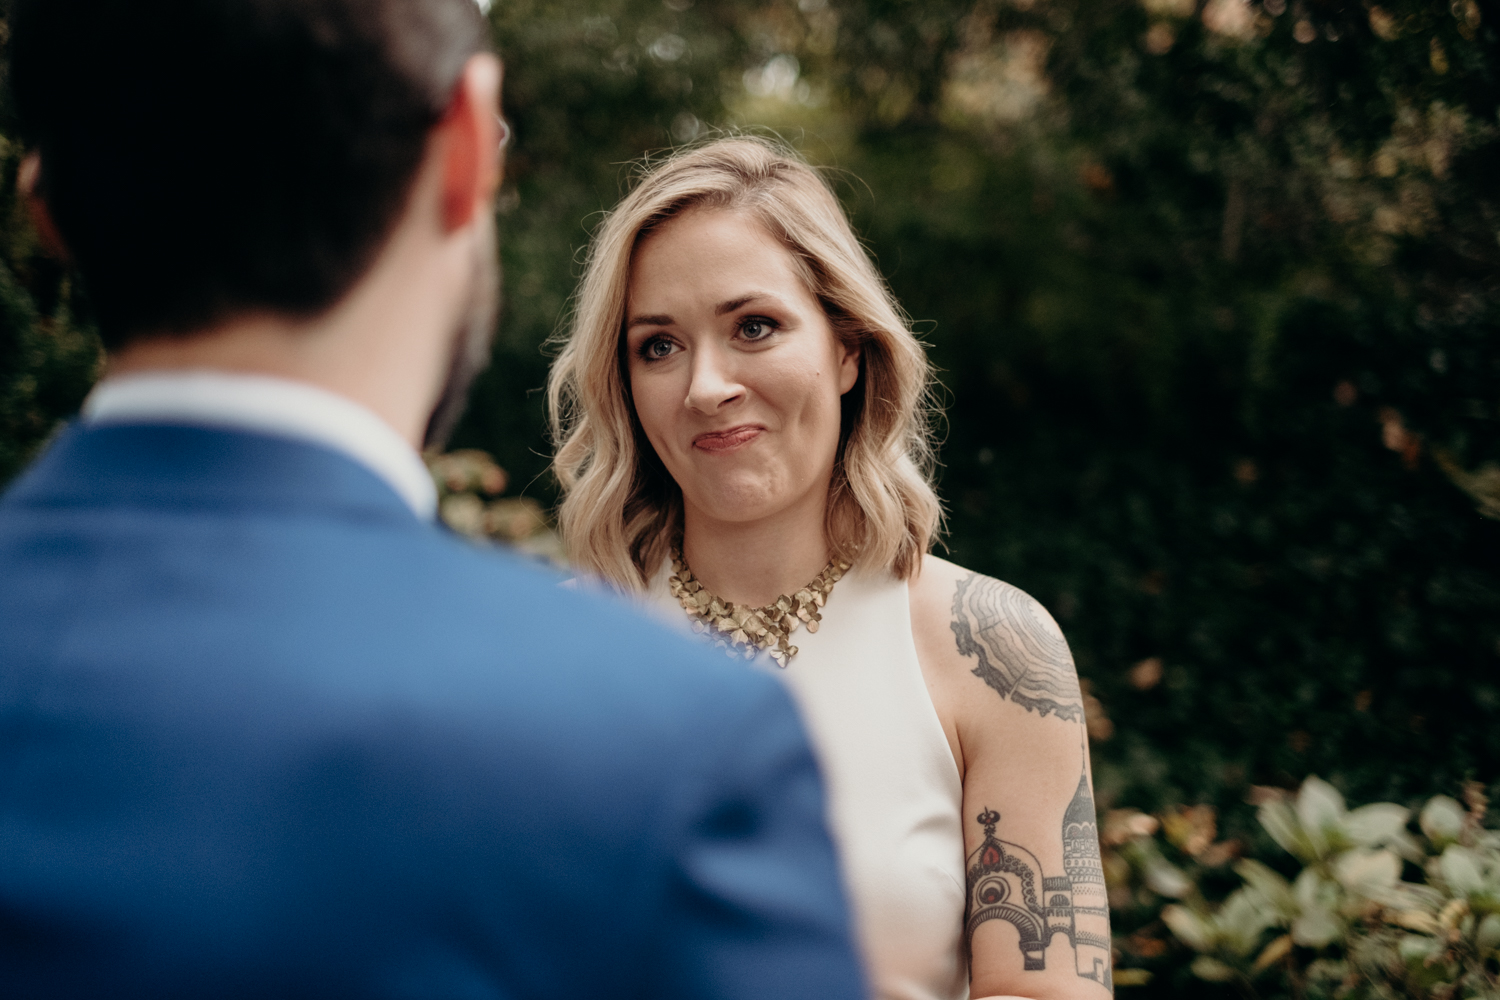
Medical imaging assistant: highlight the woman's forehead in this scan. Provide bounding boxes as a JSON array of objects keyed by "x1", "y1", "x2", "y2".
[{"x1": 628, "y1": 209, "x2": 811, "y2": 303}]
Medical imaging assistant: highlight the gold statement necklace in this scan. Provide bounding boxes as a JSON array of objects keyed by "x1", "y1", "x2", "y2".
[{"x1": 668, "y1": 548, "x2": 851, "y2": 668}]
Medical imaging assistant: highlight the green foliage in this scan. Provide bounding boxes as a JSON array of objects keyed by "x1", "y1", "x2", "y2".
[
  {"x1": 453, "y1": 0, "x2": 746, "y2": 485},
  {"x1": 4, "y1": 0, "x2": 1497, "y2": 842},
  {"x1": 0, "y1": 11, "x2": 101, "y2": 484},
  {"x1": 1111, "y1": 776, "x2": 1500, "y2": 998},
  {"x1": 462, "y1": 0, "x2": 1500, "y2": 816},
  {"x1": 795, "y1": 0, "x2": 1500, "y2": 814},
  {"x1": 427, "y1": 448, "x2": 564, "y2": 562}
]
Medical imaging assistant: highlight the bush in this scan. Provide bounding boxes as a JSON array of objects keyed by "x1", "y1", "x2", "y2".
[
  {"x1": 1109, "y1": 776, "x2": 1500, "y2": 997},
  {"x1": 467, "y1": 0, "x2": 1500, "y2": 814},
  {"x1": 4, "y1": 0, "x2": 1496, "y2": 843},
  {"x1": 427, "y1": 448, "x2": 564, "y2": 562},
  {"x1": 0, "y1": 13, "x2": 99, "y2": 484}
]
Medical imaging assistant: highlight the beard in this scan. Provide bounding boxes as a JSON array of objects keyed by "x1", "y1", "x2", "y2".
[{"x1": 423, "y1": 215, "x2": 500, "y2": 451}]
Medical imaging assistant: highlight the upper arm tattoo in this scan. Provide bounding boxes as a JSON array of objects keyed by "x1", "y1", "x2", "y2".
[
  {"x1": 951, "y1": 573, "x2": 1083, "y2": 721},
  {"x1": 966, "y1": 760, "x2": 1113, "y2": 993}
]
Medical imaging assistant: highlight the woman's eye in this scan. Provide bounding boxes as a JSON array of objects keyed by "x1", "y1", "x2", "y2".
[
  {"x1": 739, "y1": 317, "x2": 776, "y2": 342},
  {"x1": 639, "y1": 336, "x2": 679, "y2": 360}
]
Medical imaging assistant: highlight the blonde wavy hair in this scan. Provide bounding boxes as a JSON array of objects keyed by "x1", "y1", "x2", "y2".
[{"x1": 547, "y1": 136, "x2": 942, "y2": 591}]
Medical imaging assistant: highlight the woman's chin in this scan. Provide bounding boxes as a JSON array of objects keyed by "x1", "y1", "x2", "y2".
[{"x1": 684, "y1": 478, "x2": 793, "y2": 525}]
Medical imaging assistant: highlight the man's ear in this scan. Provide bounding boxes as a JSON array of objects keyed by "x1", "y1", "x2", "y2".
[
  {"x1": 18, "y1": 153, "x2": 70, "y2": 260},
  {"x1": 438, "y1": 53, "x2": 503, "y2": 233},
  {"x1": 838, "y1": 340, "x2": 862, "y2": 395}
]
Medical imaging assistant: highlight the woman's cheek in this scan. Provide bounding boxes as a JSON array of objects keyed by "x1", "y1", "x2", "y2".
[
  {"x1": 632, "y1": 374, "x2": 674, "y2": 438},
  {"x1": 758, "y1": 354, "x2": 824, "y2": 411}
]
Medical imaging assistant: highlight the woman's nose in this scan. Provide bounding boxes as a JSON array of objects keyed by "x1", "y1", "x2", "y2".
[{"x1": 684, "y1": 346, "x2": 744, "y2": 414}]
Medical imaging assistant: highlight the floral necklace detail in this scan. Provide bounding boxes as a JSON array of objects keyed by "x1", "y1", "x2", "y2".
[{"x1": 668, "y1": 548, "x2": 851, "y2": 668}]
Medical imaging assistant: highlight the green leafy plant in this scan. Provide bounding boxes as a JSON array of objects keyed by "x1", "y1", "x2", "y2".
[
  {"x1": 1111, "y1": 777, "x2": 1499, "y2": 998},
  {"x1": 0, "y1": 9, "x2": 102, "y2": 484},
  {"x1": 6, "y1": 1, "x2": 1498, "y2": 943}
]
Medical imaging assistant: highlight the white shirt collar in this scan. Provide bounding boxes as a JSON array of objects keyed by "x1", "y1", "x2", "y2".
[{"x1": 82, "y1": 371, "x2": 437, "y2": 520}]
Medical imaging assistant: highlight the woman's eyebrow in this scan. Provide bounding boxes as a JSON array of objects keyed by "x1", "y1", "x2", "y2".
[
  {"x1": 628, "y1": 294, "x2": 780, "y2": 329},
  {"x1": 714, "y1": 293, "x2": 776, "y2": 316}
]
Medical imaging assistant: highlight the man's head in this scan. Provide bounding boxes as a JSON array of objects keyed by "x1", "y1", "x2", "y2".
[{"x1": 11, "y1": 0, "x2": 503, "y2": 446}]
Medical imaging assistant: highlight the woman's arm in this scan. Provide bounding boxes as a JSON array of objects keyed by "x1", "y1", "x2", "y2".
[{"x1": 912, "y1": 557, "x2": 1114, "y2": 1000}]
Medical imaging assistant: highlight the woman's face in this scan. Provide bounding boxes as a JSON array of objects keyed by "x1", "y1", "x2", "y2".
[{"x1": 624, "y1": 208, "x2": 860, "y2": 528}]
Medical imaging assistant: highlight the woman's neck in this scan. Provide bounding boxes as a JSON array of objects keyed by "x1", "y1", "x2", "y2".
[{"x1": 680, "y1": 494, "x2": 832, "y2": 608}]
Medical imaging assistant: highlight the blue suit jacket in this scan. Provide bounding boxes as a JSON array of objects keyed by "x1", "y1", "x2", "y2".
[{"x1": 0, "y1": 422, "x2": 865, "y2": 999}]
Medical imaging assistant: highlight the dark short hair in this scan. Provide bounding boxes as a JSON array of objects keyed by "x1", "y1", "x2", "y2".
[{"x1": 10, "y1": 0, "x2": 488, "y2": 349}]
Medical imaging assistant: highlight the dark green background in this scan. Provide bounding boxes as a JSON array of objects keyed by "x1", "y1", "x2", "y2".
[{"x1": 3, "y1": 0, "x2": 1497, "y2": 836}]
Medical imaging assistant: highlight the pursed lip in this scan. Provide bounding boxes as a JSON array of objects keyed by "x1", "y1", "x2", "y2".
[{"x1": 692, "y1": 424, "x2": 765, "y2": 454}]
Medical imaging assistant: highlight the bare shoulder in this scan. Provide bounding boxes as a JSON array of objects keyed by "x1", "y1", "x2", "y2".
[
  {"x1": 910, "y1": 554, "x2": 1084, "y2": 724},
  {"x1": 914, "y1": 557, "x2": 1110, "y2": 996}
]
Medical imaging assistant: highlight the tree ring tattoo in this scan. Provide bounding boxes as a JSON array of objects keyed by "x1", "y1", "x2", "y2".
[{"x1": 951, "y1": 573, "x2": 1084, "y2": 721}]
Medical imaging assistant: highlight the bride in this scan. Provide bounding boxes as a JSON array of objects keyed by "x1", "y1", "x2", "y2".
[{"x1": 547, "y1": 137, "x2": 1112, "y2": 1000}]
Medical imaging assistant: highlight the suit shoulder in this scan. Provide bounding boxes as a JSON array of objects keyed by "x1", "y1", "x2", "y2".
[{"x1": 371, "y1": 532, "x2": 789, "y2": 724}]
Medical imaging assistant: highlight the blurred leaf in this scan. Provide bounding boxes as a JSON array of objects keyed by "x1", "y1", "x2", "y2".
[
  {"x1": 1438, "y1": 844, "x2": 1484, "y2": 897},
  {"x1": 1291, "y1": 870, "x2": 1343, "y2": 946},
  {"x1": 1291, "y1": 906, "x2": 1343, "y2": 949},
  {"x1": 1111, "y1": 967, "x2": 1153, "y2": 986},
  {"x1": 1391, "y1": 908, "x2": 1441, "y2": 934},
  {"x1": 1236, "y1": 859, "x2": 1297, "y2": 920},
  {"x1": 1434, "y1": 449, "x2": 1500, "y2": 520},
  {"x1": 1295, "y1": 776, "x2": 1347, "y2": 857},
  {"x1": 1476, "y1": 912, "x2": 1500, "y2": 953},
  {"x1": 1345, "y1": 803, "x2": 1412, "y2": 849},
  {"x1": 1398, "y1": 932, "x2": 1444, "y2": 965},
  {"x1": 1259, "y1": 799, "x2": 1306, "y2": 859},
  {"x1": 1190, "y1": 955, "x2": 1237, "y2": 981},
  {"x1": 1143, "y1": 856, "x2": 1194, "y2": 899},
  {"x1": 1162, "y1": 903, "x2": 1213, "y2": 951},
  {"x1": 1421, "y1": 796, "x2": 1468, "y2": 848},
  {"x1": 1251, "y1": 933, "x2": 1293, "y2": 974},
  {"x1": 1216, "y1": 887, "x2": 1276, "y2": 957},
  {"x1": 1333, "y1": 848, "x2": 1400, "y2": 897}
]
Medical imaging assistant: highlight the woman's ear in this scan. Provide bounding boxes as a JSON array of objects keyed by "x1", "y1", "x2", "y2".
[{"x1": 838, "y1": 340, "x2": 862, "y2": 395}]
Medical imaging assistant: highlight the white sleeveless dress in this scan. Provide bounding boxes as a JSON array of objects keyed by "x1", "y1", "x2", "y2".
[{"x1": 646, "y1": 562, "x2": 969, "y2": 1000}]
